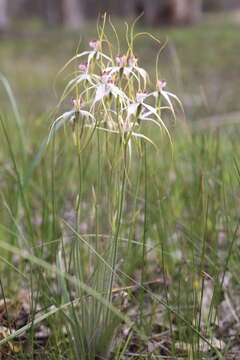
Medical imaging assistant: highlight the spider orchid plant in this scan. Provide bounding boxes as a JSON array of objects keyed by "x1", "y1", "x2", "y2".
[
  {"x1": 49, "y1": 32, "x2": 181, "y2": 155},
  {"x1": 49, "y1": 19, "x2": 183, "y2": 360}
]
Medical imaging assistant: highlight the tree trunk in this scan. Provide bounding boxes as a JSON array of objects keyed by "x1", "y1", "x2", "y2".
[
  {"x1": 83, "y1": 0, "x2": 98, "y2": 18},
  {"x1": 0, "y1": 0, "x2": 9, "y2": 31},
  {"x1": 189, "y1": 0, "x2": 202, "y2": 23},
  {"x1": 170, "y1": 0, "x2": 202, "y2": 24},
  {"x1": 41, "y1": 0, "x2": 62, "y2": 27},
  {"x1": 62, "y1": 0, "x2": 84, "y2": 29},
  {"x1": 120, "y1": 1, "x2": 135, "y2": 17},
  {"x1": 144, "y1": 0, "x2": 158, "y2": 25}
]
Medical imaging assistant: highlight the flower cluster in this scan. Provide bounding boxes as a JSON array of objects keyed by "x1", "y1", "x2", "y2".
[{"x1": 51, "y1": 36, "x2": 181, "y2": 149}]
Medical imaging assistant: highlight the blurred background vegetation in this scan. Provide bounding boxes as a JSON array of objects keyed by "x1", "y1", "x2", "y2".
[
  {"x1": 1, "y1": 0, "x2": 240, "y2": 29},
  {"x1": 0, "y1": 0, "x2": 239, "y2": 123}
]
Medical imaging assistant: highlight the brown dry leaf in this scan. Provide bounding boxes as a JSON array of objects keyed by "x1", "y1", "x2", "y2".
[
  {"x1": 175, "y1": 337, "x2": 226, "y2": 355},
  {"x1": 0, "y1": 326, "x2": 22, "y2": 353}
]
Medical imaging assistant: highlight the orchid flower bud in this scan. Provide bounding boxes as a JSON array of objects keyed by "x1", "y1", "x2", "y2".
[
  {"x1": 100, "y1": 71, "x2": 112, "y2": 84},
  {"x1": 136, "y1": 90, "x2": 148, "y2": 103},
  {"x1": 72, "y1": 97, "x2": 83, "y2": 112},
  {"x1": 79, "y1": 63, "x2": 89, "y2": 73},
  {"x1": 89, "y1": 40, "x2": 100, "y2": 51},
  {"x1": 116, "y1": 55, "x2": 127, "y2": 67},
  {"x1": 156, "y1": 80, "x2": 167, "y2": 92},
  {"x1": 127, "y1": 55, "x2": 138, "y2": 67}
]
